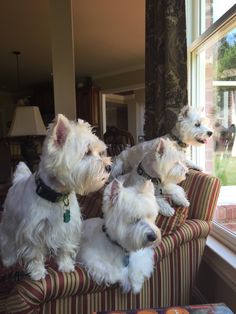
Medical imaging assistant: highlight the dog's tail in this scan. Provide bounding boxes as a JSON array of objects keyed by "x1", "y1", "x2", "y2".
[{"x1": 13, "y1": 162, "x2": 32, "y2": 185}]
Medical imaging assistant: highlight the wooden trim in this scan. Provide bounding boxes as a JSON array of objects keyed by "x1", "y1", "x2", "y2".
[
  {"x1": 204, "y1": 236, "x2": 236, "y2": 292},
  {"x1": 189, "y1": 4, "x2": 236, "y2": 52},
  {"x1": 93, "y1": 64, "x2": 145, "y2": 80},
  {"x1": 192, "y1": 286, "x2": 209, "y2": 304}
]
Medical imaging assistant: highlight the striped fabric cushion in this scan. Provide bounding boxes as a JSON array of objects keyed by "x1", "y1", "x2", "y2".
[
  {"x1": 78, "y1": 188, "x2": 105, "y2": 219},
  {"x1": 4, "y1": 219, "x2": 210, "y2": 314},
  {"x1": 154, "y1": 220, "x2": 210, "y2": 261},
  {"x1": 37, "y1": 237, "x2": 208, "y2": 314},
  {"x1": 6, "y1": 263, "x2": 108, "y2": 310},
  {"x1": 180, "y1": 170, "x2": 221, "y2": 221},
  {"x1": 156, "y1": 206, "x2": 189, "y2": 236}
]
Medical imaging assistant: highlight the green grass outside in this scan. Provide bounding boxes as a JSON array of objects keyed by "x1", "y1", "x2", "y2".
[{"x1": 214, "y1": 154, "x2": 236, "y2": 186}]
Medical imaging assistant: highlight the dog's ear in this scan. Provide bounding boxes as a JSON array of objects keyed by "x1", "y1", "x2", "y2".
[
  {"x1": 180, "y1": 105, "x2": 190, "y2": 118},
  {"x1": 200, "y1": 106, "x2": 205, "y2": 113},
  {"x1": 156, "y1": 138, "x2": 165, "y2": 156},
  {"x1": 53, "y1": 114, "x2": 70, "y2": 147},
  {"x1": 77, "y1": 118, "x2": 92, "y2": 130},
  {"x1": 77, "y1": 118, "x2": 85, "y2": 124},
  {"x1": 110, "y1": 179, "x2": 122, "y2": 203},
  {"x1": 139, "y1": 180, "x2": 154, "y2": 195}
]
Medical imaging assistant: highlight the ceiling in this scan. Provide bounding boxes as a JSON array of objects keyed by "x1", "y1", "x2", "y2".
[{"x1": 0, "y1": 0, "x2": 145, "y2": 91}]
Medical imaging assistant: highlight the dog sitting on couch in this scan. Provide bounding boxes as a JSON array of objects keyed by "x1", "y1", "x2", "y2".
[
  {"x1": 77, "y1": 177, "x2": 161, "y2": 294},
  {"x1": 0, "y1": 114, "x2": 111, "y2": 280}
]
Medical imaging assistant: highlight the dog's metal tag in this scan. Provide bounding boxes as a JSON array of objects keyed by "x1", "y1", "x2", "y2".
[
  {"x1": 63, "y1": 196, "x2": 71, "y2": 223},
  {"x1": 63, "y1": 209, "x2": 71, "y2": 223},
  {"x1": 123, "y1": 254, "x2": 129, "y2": 267}
]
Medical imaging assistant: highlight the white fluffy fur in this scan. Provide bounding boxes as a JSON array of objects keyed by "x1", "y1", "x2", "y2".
[
  {"x1": 0, "y1": 114, "x2": 111, "y2": 280},
  {"x1": 110, "y1": 106, "x2": 213, "y2": 216},
  {"x1": 170, "y1": 105, "x2": 213, "y2": 170},
  {"x1": 123, "y1": 138, "x2": 189, "y2": 216},
  {"x1": 77, "y1": 178, "x2": 161, "y2": 294},
  {"x1": 111, "y1": 105, "x2": 213, "y2": 179},
  {"x1": 173, "y1": 106, "x2": 213, "y2": 148}
]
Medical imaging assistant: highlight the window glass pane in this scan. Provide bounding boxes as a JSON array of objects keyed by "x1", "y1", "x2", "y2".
[
  {"x1": 201, "y1": 0, "x2": 235, "y2": 33},
  {"x1": 194, "y1": 23, "x2": 236, "y2": 234}
]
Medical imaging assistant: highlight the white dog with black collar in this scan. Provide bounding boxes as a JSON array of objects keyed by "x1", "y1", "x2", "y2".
[
  {"x1": 0, "y1": 114, "x2": 111, "y2": 280},
  {"x1": 111, "y1": 105, "x2": 213, "y2": 180},
  {"x1": 77, "y1": 178, "x2": 161, "y2": 294}
]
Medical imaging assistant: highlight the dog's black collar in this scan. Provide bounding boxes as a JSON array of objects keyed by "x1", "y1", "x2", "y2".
[
  {"x1": 137, "y1": 162, "x2": 161, "y2": 185},
  {"x1": 102, "y1": 225, "x2": 130, "y2": 267},
  {"x1": 35, "y1": 173, "x2": 71, "y2": 223},
  {"x1": 169, "y1": 133, "x2": 188, "y2": 149},
  {"x1": 35, "y1": 173, "x2": 69, "y2": 203}
]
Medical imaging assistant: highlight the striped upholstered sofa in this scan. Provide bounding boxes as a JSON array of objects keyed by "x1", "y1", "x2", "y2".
[{"x1": 0, "y1": 170, "x2": 220, "y2": 314}]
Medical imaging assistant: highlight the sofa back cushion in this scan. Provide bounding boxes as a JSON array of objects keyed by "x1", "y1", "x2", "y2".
[{"x1": 180, "y1": 170, "x2": 221, "y2": 221}]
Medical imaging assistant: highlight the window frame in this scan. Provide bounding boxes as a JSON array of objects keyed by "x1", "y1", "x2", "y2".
[{"x1": 188, "y1": 1, "x2": 236, "y2": 253}]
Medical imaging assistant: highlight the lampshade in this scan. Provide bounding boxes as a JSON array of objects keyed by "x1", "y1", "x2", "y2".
[{"x1": 8, "y1": 106, "x2": 46, "y2": 136}]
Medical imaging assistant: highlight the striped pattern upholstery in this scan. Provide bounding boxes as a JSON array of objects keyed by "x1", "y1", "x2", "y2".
[
  {"x1": 156, "y1": 206, "x2": 189, "y2": 236},
  {"x1": 5, "y1": 220, "x2": 210, "y2": 314},
  {"x1": 0, "y1": 171, "x2": 220, "y2": 314},
  {"x1": 79, "y1": 188, "x2": 104, "y2": 219},
  {"x1": 180, "y1": 170, "x2": 221, "y2": 221}
]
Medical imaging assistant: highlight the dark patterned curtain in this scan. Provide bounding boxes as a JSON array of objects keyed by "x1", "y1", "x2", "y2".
[{"x1": 144, "y1": 0, "x2": 188, "y2": 140}]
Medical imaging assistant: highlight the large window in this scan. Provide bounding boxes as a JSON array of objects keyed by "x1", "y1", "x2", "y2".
[{"x1": 189, "y1": 1, "x2": 236, "y2": 251}]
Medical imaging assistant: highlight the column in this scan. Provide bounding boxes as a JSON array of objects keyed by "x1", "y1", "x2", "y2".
[{"x1": 50, "y1": 0, "x2": 76, "y2": 120}]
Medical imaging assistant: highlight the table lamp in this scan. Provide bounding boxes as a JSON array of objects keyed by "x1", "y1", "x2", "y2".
[{"x1": 8, "y1": 106, "x2": 46, "y2": 170}]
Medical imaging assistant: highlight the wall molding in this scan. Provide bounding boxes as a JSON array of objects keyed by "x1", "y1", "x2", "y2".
[
  {"x1": 93, "y1": 64, "x2": 145, "y2": 80},
  {"x1": 192, "y1": 286, "x2": 209, "y2": 304}
]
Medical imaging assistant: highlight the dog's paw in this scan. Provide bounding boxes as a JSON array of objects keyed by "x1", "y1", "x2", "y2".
[
  {"x1": 2, "y1": 256, "x2": 17, "y2": 268},
  {"x1": 131, "y1": 282, "x2": 143, "y2": 294},
  {"x1": 25, "y1": 259, "x2": 48, "y2": 281},
  {"x1": 57, "y1": 257, "x2": 75, "y2": 273},
  {"x1": 181, "y1": 198, "x2": 190, "y2": 207},
  {"x1": 122, "y1": 281, "x2": 131, "y2": 294},
  {"x1": 157, "y1": 198, "x2": 175, "y2": 216},
  {"x1": 173, "y1": 197, "x2": 190, "y2": 208},
  {"x1": 188, "y1": 165, "x2": 203, "y2": 171},
  {"x1": 186, "y1": 160, "x2": 202, "y2": 171},
  {"x1": 29, "y1": 265, "x2": 48, "y2": 281},
  {"x1": 159, "y1": 205, "x2": 175, "y2": 217}
]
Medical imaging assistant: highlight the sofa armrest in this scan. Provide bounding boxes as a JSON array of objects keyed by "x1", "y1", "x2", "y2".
[
  {"x1": 155, "y1": 219, "x2": 211, "y2": 261},
  {"x1": 5, "y1": 220, "x2": 210, "y2": 313},
  {"x1": 180, "y1": 170, "x2": 221, "y2": 221},
  {"x1": 6, "y1": 263, "x2": 108, "y2": 313}
]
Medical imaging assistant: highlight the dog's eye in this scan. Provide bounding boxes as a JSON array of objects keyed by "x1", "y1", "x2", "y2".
[
  {"x1": 86, "y1": 149, "x2": 92, "y2": 155},
  {"x1": 195, "y1": 122, "x2": 201, "y2": 127},
  {"x1": 130, "y1": 218, "x2": 141, "y2": 225},
  {"x1": 99, "y1": 151, "x2": 106, "y2": 157}
]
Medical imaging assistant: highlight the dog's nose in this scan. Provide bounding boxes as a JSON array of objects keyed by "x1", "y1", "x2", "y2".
[
  {"x1": 146, "y1": 232, "x2": 157, "y2": 242},
  {"x1": 207, "y1": 131, "x2": 213, "y2": 137},
  {"x1": 105, "y1": 165, "x2": 112, "y2": 173}
]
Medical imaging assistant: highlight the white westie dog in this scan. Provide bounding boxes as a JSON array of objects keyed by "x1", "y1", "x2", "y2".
[
  {"x1": 0, "y1": 114, "x2": 111, "y2": 280},
  {"x1": 123, "y1": 138, "x2": 189, "y2": 216},
  {"x1": 111, "y1": 105, "x2": 213, "y2": 179},
  {"x1": 77, "y1": 178, "x2": 161, "y2": 294},
  {"x1": 167, "y1": 105, "x2": 213, "y2": 170}
]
